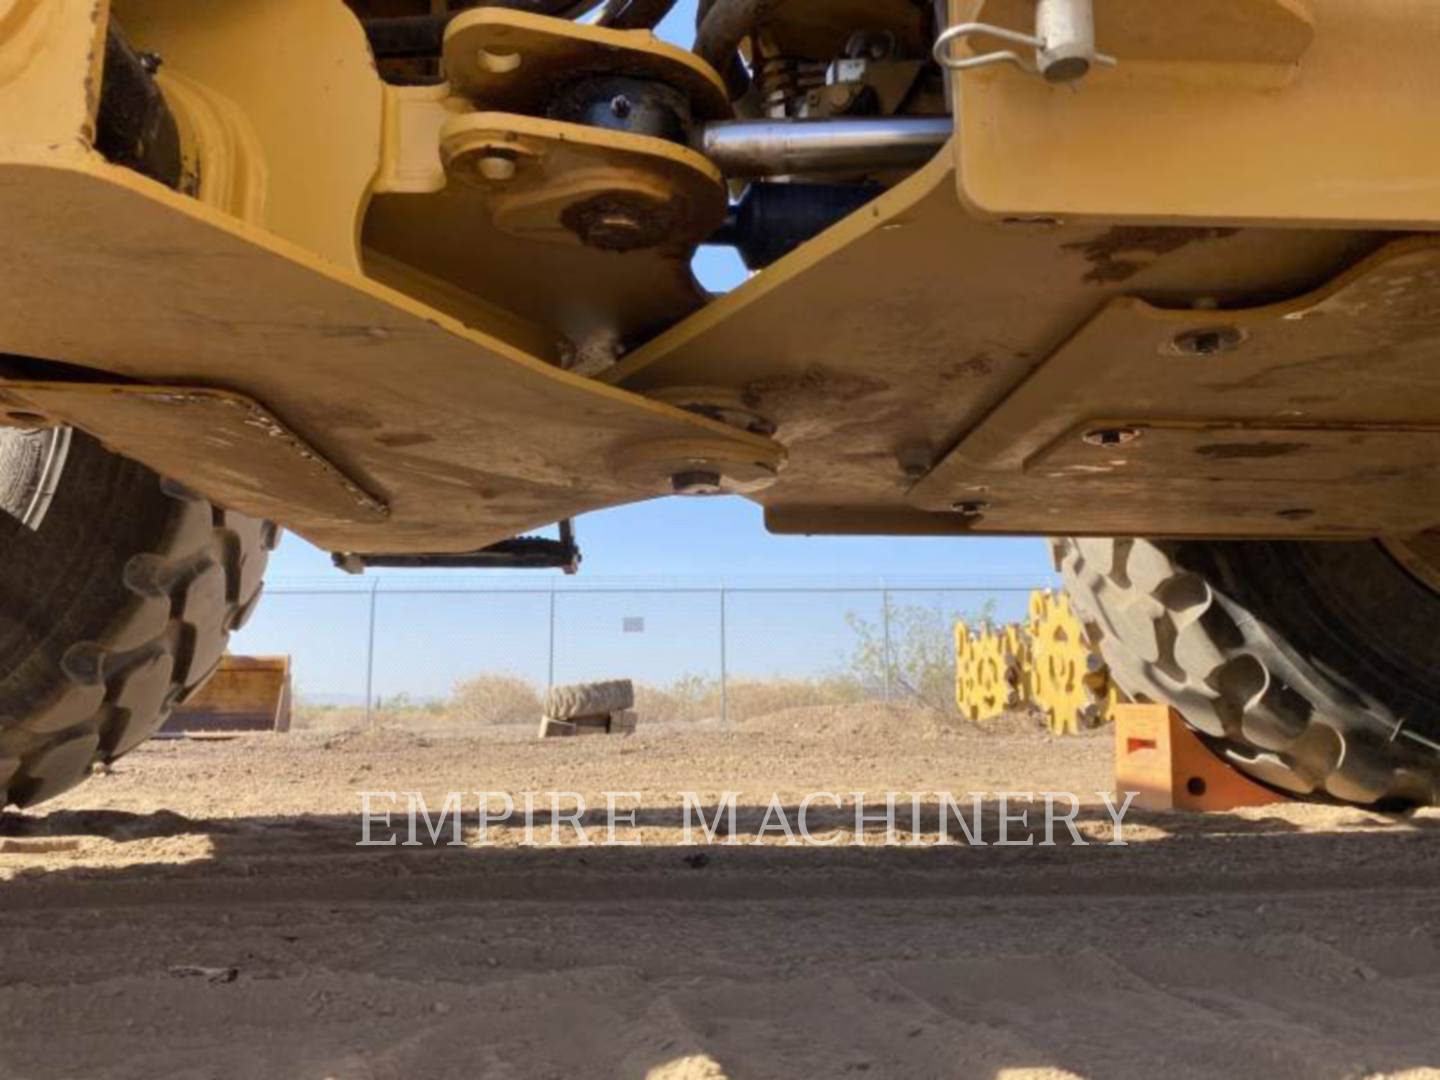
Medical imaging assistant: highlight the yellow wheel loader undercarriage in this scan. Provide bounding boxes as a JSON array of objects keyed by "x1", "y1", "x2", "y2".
[{"x1": 0, "y1": 0, "x2": 1438, "y2": 807}]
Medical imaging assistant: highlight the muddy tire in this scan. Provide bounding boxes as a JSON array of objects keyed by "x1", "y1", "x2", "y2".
[
  {"x1": 1055, "y1": 537, "x2": 1440, "y2": 808},
  {"x1": 544, "y1": 679, "x2": 634, "y2": 720},
  {"x1": 0, "y1": 429, "x2": 277, "y2": 809}
]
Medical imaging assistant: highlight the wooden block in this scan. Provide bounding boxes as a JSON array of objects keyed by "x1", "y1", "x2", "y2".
[
  {"x1": 1114, "y1": 703, "x2": 1289, "y2": 812},
  {"x1": 573, "y1": 722, "x2": 610, "y2": 736},
  {"x1": 610, "y1": 710, "x2": 637, "y2": 735},
  {"x1": 538, "y1": 717, "x2": 577, "y2": 739}
]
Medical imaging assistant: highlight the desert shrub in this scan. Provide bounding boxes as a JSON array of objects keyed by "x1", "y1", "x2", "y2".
[
  {"x1": 845, "y1": 601, "x2": 996, "y2": 716},
  {"x1": 631, "y1": 674, "x2": 866, "y2": 724},
  {"x1": 723, "y1": 675, "x2": 866, "y2": 721},
  {"x1": 448, "y1": 673, "x2": 543, "y2": 725},
  {"x1": 634, "y1": 674, "x2": 714, "y2": 723}
]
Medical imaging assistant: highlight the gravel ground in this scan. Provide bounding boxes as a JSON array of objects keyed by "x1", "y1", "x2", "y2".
[{"x1": 1, "y1": 708, "x2": 1438, "y2": 1079}]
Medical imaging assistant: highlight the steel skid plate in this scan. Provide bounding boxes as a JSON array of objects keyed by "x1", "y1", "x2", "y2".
[
  {"x1": 0, "y1": 383, "x2": 388, "y2": 526},
  {"x1": 0, "y1": 160, "x2": 781, "y2": 553},
  {"x1": 947, "y1": 0, "x2": 1440, "y2": 228},
  {"x1": 907, "y1": 240, "x2": 1440, "y2": 536},
  {"x1": 608, "y1": 145, "x2": 1397, "y2": 541}
]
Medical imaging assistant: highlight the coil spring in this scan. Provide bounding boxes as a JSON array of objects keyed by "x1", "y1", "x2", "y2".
[{"x1": 757, "y1": 56, "x2": 827, "y2": 117}]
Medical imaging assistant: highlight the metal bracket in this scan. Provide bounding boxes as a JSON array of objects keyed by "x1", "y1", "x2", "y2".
[
  {"x1": 335, "y1": 520, "x2": 582, "y2": 574},
  {"x1": 934, "y1": 0, "x2": 1116, "y2": 83}
]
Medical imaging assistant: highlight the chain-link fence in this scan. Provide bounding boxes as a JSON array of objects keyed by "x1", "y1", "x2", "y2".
[{"x1": 230, "y1": 577, "x2": 1052, "y2": 729}]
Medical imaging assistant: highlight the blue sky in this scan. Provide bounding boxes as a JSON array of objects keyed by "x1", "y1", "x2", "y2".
[{"x1": 264, "y1": 0, "x2": 1049, "y2": 586}]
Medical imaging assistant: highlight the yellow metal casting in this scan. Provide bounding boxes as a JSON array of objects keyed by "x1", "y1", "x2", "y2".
[
  {"x1": 955, "y1": 620, "x2": 1030, "y2": 723},
  {"x1": 1027, "y1": 589, "x2": 1121, "y2": 736},
  {"x1": 115, "y1": 0, "x2": 383, "y2": 270},
  {"x1": 443, "y1": 8, "x2": 730, "y2": 121},
  {"x1": 440, "y1": 112, "x2": 726, "y2": 253},
  {"x1": 0, "y1": 0, "x2": 103, "y2": 157}
]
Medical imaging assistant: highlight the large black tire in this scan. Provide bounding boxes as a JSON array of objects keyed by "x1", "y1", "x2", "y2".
[
  {"x1": 1055, "y1": 537, "x2": 1440, "y2": 808},
  {"x1": 544, "y1": 679, "x2": 635, "y2": 720},
  {"x1": 0, "y1": 429, "x2": 276, "y2": 808}
]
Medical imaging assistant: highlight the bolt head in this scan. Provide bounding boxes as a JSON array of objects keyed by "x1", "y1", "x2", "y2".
[
  {"x1": 672, "y1": 470, "x2": 725, "y2": 496},
  {"x1": 477, "y1": 153, "x2": 517, "y2": 182}
]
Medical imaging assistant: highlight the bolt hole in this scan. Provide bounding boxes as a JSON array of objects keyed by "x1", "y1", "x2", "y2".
[
  {"x1": 477, "y1": 48, "x2": 521, "y2": 74},
  {"x1": 1172, "y1": 327, "x2": 1245, "y2": 357},
  {"x1": 1186, "y1": 777, "x2": 1207, "y2": 797},
  {"x1": 1001, "y1": 216, "x2": 1062, "y2": 228},
  {"x1": 1083, "y1": 427, "x2": 1142, "y2": 448},
  {"x1": 951, "y1": 500, "x2": 989, "y2": 518}
]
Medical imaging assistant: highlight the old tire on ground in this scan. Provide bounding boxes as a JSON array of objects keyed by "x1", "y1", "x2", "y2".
[
  {"x1": 0, "y1": 428, "x2": 277, "y2": 809},
  {"x1": 1055, "y1": 537, "x2": 1440, "y2": 808},
  {"x1": 544, "y1": 679, "x2": 635, "y2": 720}
]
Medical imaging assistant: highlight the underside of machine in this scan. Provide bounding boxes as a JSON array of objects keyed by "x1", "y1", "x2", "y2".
[
  {"x1": 2, "y1": 0, "x2": 1435, "y2": 554},
  {"x1": 1, "y1": 0, "x2": 1438, "y2": 807}
]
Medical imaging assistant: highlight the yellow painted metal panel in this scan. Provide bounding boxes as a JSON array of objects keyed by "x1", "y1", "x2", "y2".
[
  {"x1": 0, "y1": 157, "x2": 781, "y2": 553},
  {"x1": 949, "y1": 0, "x2": 1440, "y2": 227}
]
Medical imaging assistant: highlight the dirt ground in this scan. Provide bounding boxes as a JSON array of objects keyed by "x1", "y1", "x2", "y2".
[{"x1": 2, "y1": 706, "x2": 1439, "y2": 1079}]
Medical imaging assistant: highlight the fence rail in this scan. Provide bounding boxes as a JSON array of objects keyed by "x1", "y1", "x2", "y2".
[{"x1": 232, "y1": 579, "x2": 1052, "y2": 727}]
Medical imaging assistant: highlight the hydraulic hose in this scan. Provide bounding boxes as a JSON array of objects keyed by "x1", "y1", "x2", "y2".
[
  {"x1": 597, "y1": 0, "x2": 681, "y2": 30},
  {"x1": 695, "y1": 0, "x2": 777, "y2": 100}
]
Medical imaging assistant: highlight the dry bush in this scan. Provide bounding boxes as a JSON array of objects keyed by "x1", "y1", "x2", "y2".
[
  {"x1": 292, "y1": 704, "x2": 368, "y2": 731},
  {"x1": 631, "y1": 674, "x2": 868, "y2": 724},
  {"x1": 723, "y1": 676, "x2": 867, "y2": 722},
  {"x1": 633, "y1": 674, "x2": 714, "y2": 723},
  {"x1": 448, "y1": 674, "x2": 543, "y2": 726}
]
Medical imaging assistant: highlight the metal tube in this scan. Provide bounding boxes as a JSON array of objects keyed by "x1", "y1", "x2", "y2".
[
  {"x1": 694, "y1": 117, "x2": 952, "y2": 178},
  {"x1": 1036, "y1": 0, "x2": 1098, "y2": 83},
  {"x1": 364, "y1": 578, "x2": 379, "y2": 730},
  {"x1": 719, "y1": 585, "x2": 728, "y2": 725}
]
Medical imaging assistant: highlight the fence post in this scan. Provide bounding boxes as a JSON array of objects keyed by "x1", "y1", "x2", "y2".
[
  {"x1": 881, "y1": 587, "x2": 892, "y2": 703},
  {"x1": 364, "y1": 577, "x2": 379, "y2": 729},
  {"x1": 719, "y1": 585, "x2": 728, "y2": 725},
  {"x1": 547, "y1": 583, "x2": 557, "y2": 691}
]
